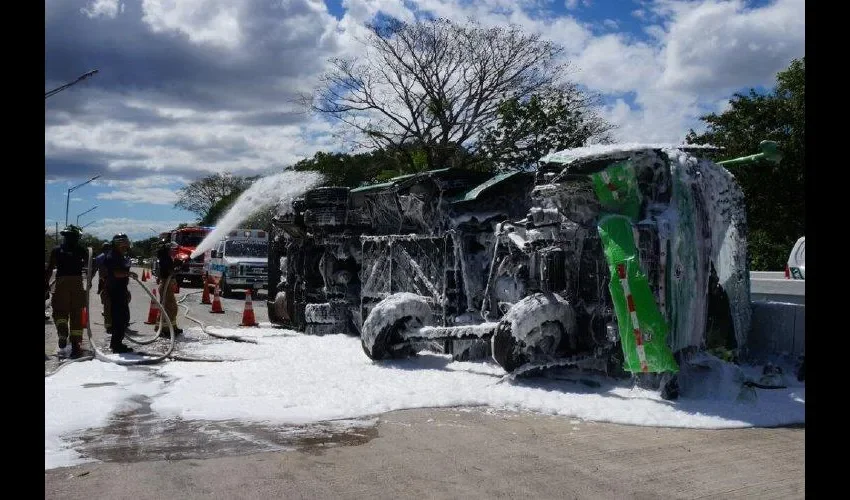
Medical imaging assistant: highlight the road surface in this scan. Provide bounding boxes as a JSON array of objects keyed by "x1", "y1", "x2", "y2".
[{"x1": 45, "y1": 269, "x2": 805, "y2": 499}]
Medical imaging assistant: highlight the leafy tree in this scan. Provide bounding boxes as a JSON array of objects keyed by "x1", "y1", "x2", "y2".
[
  {"x1": 478, "y1": 88, "x2": 614, "y2": 171},
  {"x1": 201, "y1": 184, "x2": 275, "y2": 230},
  {"x1": 686, "y1": 58, "x2": 804, "y2": 270},
  {"x1": 131, "y1": 237, "x2": 160, "y2": 260},
  {"x1": 174, "y1": 172, "x2": 254, "y2": 219},
  {"x1": 79, "y1": 234, "x2": 108, "y2": 253},
  {"x1": 310, "y1": 18, "x2": 611, "y2": 171},
  {"x1": 45, "y1": 231, "x2": 58, "y2": 264}
]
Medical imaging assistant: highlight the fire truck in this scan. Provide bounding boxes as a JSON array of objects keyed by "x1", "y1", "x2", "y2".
[{"x1": 153, "y1": 226, "x2": 213, "y2": 286}]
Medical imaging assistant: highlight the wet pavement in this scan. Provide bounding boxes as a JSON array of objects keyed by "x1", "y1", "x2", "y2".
[{"x1": 72, "y1": 392, "x2": 378, "y2": 463}]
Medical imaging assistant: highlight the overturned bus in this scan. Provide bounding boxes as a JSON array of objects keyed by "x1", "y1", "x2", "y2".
[{"x1": 267, "y1": 144, "x2": 755, "y2": 397}]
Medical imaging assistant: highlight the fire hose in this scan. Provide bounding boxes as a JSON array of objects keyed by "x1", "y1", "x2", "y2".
[
  {"x1": 44, "y1": 250, "x2": 229, "y2": 377},
  {"x1": 177, "y1": 289, "x2": 257, "y2": 344}
]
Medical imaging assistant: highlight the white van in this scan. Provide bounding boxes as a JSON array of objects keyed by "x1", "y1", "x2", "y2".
[
  {"x1": 786, "y1": 236, "x2": 805, "y2": 280},
  {"x1": 205, "y1": 229, "x2": 269, "y2": 296}
]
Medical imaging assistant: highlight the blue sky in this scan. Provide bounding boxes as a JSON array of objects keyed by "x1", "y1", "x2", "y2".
[{"x1": 45, "y1": 0, "x2": 804, "y2": 241}]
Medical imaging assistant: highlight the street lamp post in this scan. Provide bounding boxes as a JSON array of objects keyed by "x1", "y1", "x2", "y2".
[
  {"x1": 64, "y1": 175, "x2": 101, "y2": 227},
  {"x1": 81, "y1": 220, "x2": 97, "y2": 230},
  {"x1": 76, "y1": 205, "x2": 98, "y2": 226},
  {"x1": 45, "y1": 70, "x2": 99, "y2": 100}
]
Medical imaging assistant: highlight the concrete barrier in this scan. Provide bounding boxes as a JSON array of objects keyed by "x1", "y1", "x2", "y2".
[
  {"x1": 747, "y1": 301, "x2": 805, "y2": 359},
  {"x1": 745, "y1": 272, "x2": 805, "y2": 359}
]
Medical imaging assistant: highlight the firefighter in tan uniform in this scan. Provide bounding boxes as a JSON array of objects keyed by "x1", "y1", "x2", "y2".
[
  {"x1": 156, "y1": 240, "x2": 183, "y2": 337},
  {"x1": 45, "y1": 225, "x2": 88, "y2": 358}
]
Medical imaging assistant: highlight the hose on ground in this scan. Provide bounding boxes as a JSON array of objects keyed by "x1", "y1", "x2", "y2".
[
  {"x1": 177, "y1": 285, "x2": 257, "y2": 344},
  {"x1": 124, "y1": 274, "x2": 177, "y2": 347},
  {"x1": 45, "y1": 254, "x2": 178, "y2": 377},
  {"x1": 45, "y1": 260, "x2": 258, "y2": 377}
]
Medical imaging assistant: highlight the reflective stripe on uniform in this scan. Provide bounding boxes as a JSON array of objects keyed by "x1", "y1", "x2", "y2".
[{"x1": 70, "y1": 329, "x2": 83, "y2": 339}]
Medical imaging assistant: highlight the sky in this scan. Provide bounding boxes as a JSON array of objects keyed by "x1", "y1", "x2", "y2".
[
  {"x1": 44, "y1": 0, "x2": 805, "y2": 241},
  {"x1": 45, "y1": 324, "x2": 806, "y2": 470}
]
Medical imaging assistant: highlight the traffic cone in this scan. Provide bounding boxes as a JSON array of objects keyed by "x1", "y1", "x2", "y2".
[
  {"x1": 144, "y1": 289, "x2": 161, "y2": 324},
  {"x1": 210, "y1": 285, "x2": 225, "y2": 313},
  {"x1": 201, "y1": 276, "x2": 212, "y2": 305},
  {"x1": 81, "y1": 307, "x2": 88, "y2": 328},
  {"x1": 240, "y1": 289, "x2": 259, "y2": 326},
  {"x1": 141, "y1": 269, "x2": 148, "y2": 282}
]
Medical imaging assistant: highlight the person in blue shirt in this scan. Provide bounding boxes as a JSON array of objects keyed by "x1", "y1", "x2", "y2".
[{"x1": 105, "y1": 234, "x2": 137, "y2": 353}]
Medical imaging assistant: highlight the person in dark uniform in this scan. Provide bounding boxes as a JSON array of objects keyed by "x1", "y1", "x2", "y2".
[
  {"x1": 155, "y1": 239, "x2": 183, "y2": 337},
  {"x1": 44, "y1": 225, "x2": 88, "y2": 358},
  {"x1": 88, "y1": 242, "x2": 113, "y2": 334},
  {"x1": 105, "y1": 234, "x2": 137, "y2": 353}
]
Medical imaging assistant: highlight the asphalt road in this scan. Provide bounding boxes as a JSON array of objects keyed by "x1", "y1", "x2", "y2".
[
  {"x1": 45, "y1": 269, "x2": 805, "y2": 499},
  {"x1": 45, "y1": 408, "x2": 804, "y2": 499}
]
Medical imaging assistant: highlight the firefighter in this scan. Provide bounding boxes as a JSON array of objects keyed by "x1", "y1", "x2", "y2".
[
  {"x1": 155, "y1": 239, "x2": 183, "y2": 337},
  {"x1": 105, "y1": 233, "x2": 137, "y2": 353},
  {"x1": 88, "y1": 242, "x2": 113, "y2": 334},
  {"x1": 45, "y1": 225, "x2": 88, "y2": 358}
]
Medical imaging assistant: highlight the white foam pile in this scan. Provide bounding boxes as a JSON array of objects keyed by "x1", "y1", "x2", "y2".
[
  {"x1": 45, "y1": 327, "x2": 805, "y2": 470},
  {"x1": 191, "y1": 170, "x2": 324, "y2": 258}
]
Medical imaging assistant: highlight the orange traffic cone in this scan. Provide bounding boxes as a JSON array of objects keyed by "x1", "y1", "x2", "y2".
[
  {"x1": 240, "y1": 289, "x2": 259, "y2": 327},
  {"x1": 144, "y1": 288, "x2": 161, "y2": 324},
  {"x1": 81, "y1": 307, "x2": 88, "y2": 328},
  {"x1": 141, "y1": 269, "x2": 148, "y2": 282},
  {"x1": 201, "y1": 275, "x2": 212, "y2": 305},
  {"x1": 210, "y1": 285, "x2": 225, "y2": 314}
]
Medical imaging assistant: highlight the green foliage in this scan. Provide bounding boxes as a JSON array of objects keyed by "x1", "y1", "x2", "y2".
[
  {"x1": 45, "y1": 231, "x2": 57, "y2": 264},
  {"x1": 45, "y1": 230, "x2": 109, "y2": 264},
  {"x1": 686, "y1": 58, "x2": 804, "y2": 270},
  {"x1": 201, "y1": 184, "x2": 275, "y2": 230},
  {"x1": 291, "y1": 148, "x2": 442, "y2": 188},
  {"x1": 131, "y1": 237, "x2": 160, "y2": 260},
  {"x1": 174, "y1": 172, "x2": 252, "y2": 219},
  {"x1": 479, "y1": 88, "x2": 614, "y2": 171}
]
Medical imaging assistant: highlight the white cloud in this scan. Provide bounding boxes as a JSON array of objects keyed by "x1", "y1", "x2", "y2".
[
  {"x1": 571, "y1": 34, "x2": 659, "y2": 94},
  {"x1": 659, "y1": 0, "x2": 805, "y2": 92},
  {"x1": 97, "y1": 187, "x2": 180, "y2": 205},
  {"x1": 103, "y1": 175, "x2": 186, "y2": 189},
  {"x1": 46, "y1": 0, "x2": 806, "y2": 182},
  {"x1": 81, "y1": 218, "x2": 190, "y2": 241},
  {"x1": 141, "y1": 0, "x2": 243, "y2": 49},
  {"x1": 81, "y1": 0, "x2": 121, "y2": 19}
]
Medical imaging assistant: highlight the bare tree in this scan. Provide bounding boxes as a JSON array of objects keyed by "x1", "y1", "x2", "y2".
[
  {"x1": 174, "y1": 173, "x2": 253, "y2": 220},
  {"x1": 309, "y1": 18, "x2": 608, "y2": 171}
]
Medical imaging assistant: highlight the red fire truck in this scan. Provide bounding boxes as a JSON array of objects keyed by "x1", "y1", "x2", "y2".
[{"x1": 154, "y1": 226, "x2": 213, "y2": 286}]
